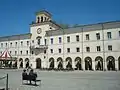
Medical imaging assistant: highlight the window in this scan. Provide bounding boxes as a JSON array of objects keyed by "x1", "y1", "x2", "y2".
[
  {"x1": 58, "y1": 48, "x2": 61, "y2": 53},
  {"x1": 51, "y1": 38, "x2": 53, "y2": 44},
  {"x1": 21, "y1": 41, "x2": 23, "y2": 46},
  {"x1": 20, "y1": 51, "x2": 22, "y2": 55},
  {"x1": 32, "y1": 51, "x2": 34, "y2": 55},
  {"x1": 50, "y1": 49, "x2": 53, "y2": 53},
  {"x1": 67, "y1": 48, "x2": 70, "y2": 53},
  {"x1": 44, "y1": 39, "x2": 47, "y2": 45},
  {"x1": 108, "y1": 45, "x2": 112, "y2": 51},
  {"x1": 10, "y1": 42, "x2": 12, "y2": 47},
  {"x1": 15, "y1": 42, "x2": 17, "y2": 47},
  {"x1": 41, "y1": 16, "x2": 43, "y2": 22},
  {"x1": 86, "y1": 34, "x2": 89, "y2": 40},
  {"x1": 96, "y1": 33, "x2": 100, "y2": 40},
  {"x1": 1, "y1": 43, "x2": 3, "y2": 47},
  {"x1": 107, "y1": 32, "x2": 112, "y2": 39},
  {"x1": 15, "y1": 51, "x2": 17, "y2": 55},
  {"x1": 97, "y1": 46, "x2": 101, "y2": 51},
  {"x1": 67, "y1": 36, "x2": 70, "y2": 42},
  {"x1": 76, "y1": 35, "x2": 79, "y2": 42},
  {"x1": 27, "y1": 41, "x2": 29, "y2": 46},
  {"x1": 76, "y1": 47, "x2": 80, "y2": 52},
  {"x1": 59, "y1": 37, "x2": 62, "y2": 43},
  {"x1": 0, "y1": 51, "x2": 2, "y2": 54},
  {"x1": 10, "y1": 51, "x2": 11, "y2": 54},
  {"x1": 32, "y1": 40, "x2": 34, "y2": 44},
  {"x1": 26, "y1": 50, "x2": 28, "y2": 55},
  {"x1": 119, "y1": 31, "x2": 120, "y2": 37},
  {"x1": 86, "y1": 47, "x2": 90, "y2": 52},
  {"x1": 37, "y1": 39, "x2": 40, "y2": 45},
  {"x1": 6, "y1": 43, "x2": 7, "y2": 47},
  {"x1": 44, "y1": 50, "x2": 46, "y2": 54}
]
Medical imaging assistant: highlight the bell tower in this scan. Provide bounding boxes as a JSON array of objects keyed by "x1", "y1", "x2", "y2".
[{"x1": 35, "y1": 10, "x2": 52, "y2": 23}]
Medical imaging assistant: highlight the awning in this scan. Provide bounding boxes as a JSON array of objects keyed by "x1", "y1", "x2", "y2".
[{"x1": 0, "y1": 49, "x2": 17, "y2": 61}]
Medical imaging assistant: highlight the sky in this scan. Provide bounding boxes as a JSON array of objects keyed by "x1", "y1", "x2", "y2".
[{"x1": 0, "y1": 0, "x2": 120, "y2": 36}]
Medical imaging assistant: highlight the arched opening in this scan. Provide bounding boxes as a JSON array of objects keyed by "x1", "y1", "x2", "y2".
[
  {"x1": 85, "y1": 57, "x2": 92, "y2": 70},
  {"x1": 36, "y1": 58, "x2": 41, "y2": 69},
  {"x1": 75, "y1": 57, "x2": 82, "y2": 70},
  {"x1": 95, "y1": 56, "x2": 103, "y2": 71},
  {"x1": 13, "y1": 61, "x2": 17, "y2": 68},
  {"x1": 49, "y1": 58, "x2": 54, "y2": 70},
  {"x1": 25, "y1": 58, "x2": 29, "y2": 68},
  {"x1": 106, "y1": 56, "x2": 115, "y2": 71},
  {"x1": 41, "y1": 16, "x2": 43, "y2": 22},
  {"x1": 66, "y1": 57, "x2": 72, "y2": 70},
  {"x1": 19, "y1": 58, "x2": 23, "y2": 68},
  {"x1": 57, "y1": 57, "x2": 63, "y2": 70},
  {"x1": 118, "y1": 57, "x2": 120, "y2": 70}
]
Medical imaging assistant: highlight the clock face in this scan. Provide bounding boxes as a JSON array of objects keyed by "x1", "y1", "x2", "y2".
[{"x1": 37, "y1": 28, "x2": 42, "y2": 34}]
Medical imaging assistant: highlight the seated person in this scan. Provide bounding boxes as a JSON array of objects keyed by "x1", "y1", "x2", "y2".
[
  {"x1": 22, "y1": 69, "x2": 28, "y2": 80},
  {"x1": 29, "y1": 69, "x2": 37, "y2": 84}
]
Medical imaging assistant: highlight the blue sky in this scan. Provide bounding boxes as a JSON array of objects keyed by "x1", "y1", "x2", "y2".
[{"x1": 0, "y1": 0, "x2": 120, "y2": 36}]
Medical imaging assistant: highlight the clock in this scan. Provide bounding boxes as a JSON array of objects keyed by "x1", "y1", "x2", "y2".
[{"x1": 37, "y1": 28, "x2": 42, "y2": 34}]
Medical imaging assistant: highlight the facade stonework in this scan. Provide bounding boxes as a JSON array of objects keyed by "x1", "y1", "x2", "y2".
[{"x1": 0, "y1": 10, "x2": 120, "y2": 71}]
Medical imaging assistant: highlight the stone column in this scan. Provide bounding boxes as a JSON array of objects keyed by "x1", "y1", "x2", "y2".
[
  {"x1": 115, "y1": 60, "x2": 118, "y2": 71},
  {"x1": 92, "y1": 61, "x2": 95, "y2": 71},
  {"x1": 82, "y1": 61, "x2": 85, "y2": 71},
  {"x1": 103, "y1": 60, "x2": 107, "y2": 71}
]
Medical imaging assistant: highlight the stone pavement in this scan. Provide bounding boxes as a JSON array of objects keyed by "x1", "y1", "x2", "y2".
[{"x1": 0, "y1": 69, "x2": 120, "y2": 90}]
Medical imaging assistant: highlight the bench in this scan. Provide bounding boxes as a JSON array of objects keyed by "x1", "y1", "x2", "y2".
[{"x1": 22, "y1": 74, "x2": 41, "y2": 85}]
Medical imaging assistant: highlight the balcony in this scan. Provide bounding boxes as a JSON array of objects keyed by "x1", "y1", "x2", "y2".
[{"x1": 30, "y1": 45, "x2": 48, "y2": 49}]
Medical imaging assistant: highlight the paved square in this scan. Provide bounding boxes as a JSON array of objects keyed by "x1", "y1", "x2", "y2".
[{"x1": 0, "y1": 69, "x2": 120, "y2": 90}]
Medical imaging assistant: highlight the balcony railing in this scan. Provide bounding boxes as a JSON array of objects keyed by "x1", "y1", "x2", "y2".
[{"x1": 30, "y1": 45, "x2": 48, "y2": 49}]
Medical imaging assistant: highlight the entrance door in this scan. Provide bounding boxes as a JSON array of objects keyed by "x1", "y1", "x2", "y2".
[{"x1": 36, "y1": 58, "x2": 41, "y2": 69}]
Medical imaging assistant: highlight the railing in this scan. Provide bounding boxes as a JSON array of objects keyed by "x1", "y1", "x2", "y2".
[{"x1": 30, "y1": 45, "x2": 48, "y2": 49}]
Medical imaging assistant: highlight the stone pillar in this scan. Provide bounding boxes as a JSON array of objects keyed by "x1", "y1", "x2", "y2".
[
  {"x1": 103, "y1": 60, "x2": 107, "y2": 71},
  {"x1": 92, "y1": 61, "x2": 95, "y2": 71},
  {"x1": 63, "y1": 61, "x2": 66, "y2": 69},
  {"x1": 72, "y1": 61, "x2": 75, "y2": 69},
  {"x1": 115, "y1": 60, "x2": 118, "y2": 71},
  {"x1": 82, "y1": 61, "x2": 85, "y2": 71},
  {"x1": 54, "y1": 61, "x2": 58, "y2": 69}
]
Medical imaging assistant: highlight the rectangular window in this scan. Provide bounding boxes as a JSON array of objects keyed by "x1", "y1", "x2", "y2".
[
  {"x1": 86, "y1": 47, "x2": 90, "y2": 52},
  {"x1": 59, "y1": 37, "x2": 62, "y2": 43},
  {"x1": 20, "y1": 51, "x2": 22, "y2": 55},
  {"x1": 58, "y1": 48, "x2": 61, "y2": 53},
  {"x1": 67, "y1": 36, "x2": 70, "y2": 43},
  {"x1": 15, "y1": 42, "x2": 17, "y2": 47},
  {"x1": 32, "y1": 40, "x2": 34, "y2": 44},
  {"x1": 76, "y1": 47, "x2": 80, "y2": 52},
  {"x1": 97, "y1": 46, "x2": 101, "y2": 51},
  {"x1": 10, "y1": 42, "x2": 12, "y2": 47},
  {"x1": 119, "y1": 31, "x2": 120, "y2": 37},
  {"x1": 37, "y1": 39, "x2": 40, "y2": 45},
  {"x1": 50, "y1": 49, "x2": 53, "y2": 53},
  {"x1": 1, "y1": 43, "x2": 3, "y2": 47},
  {"x1": 15, "y1": 51, "x2": 17, "y2": 55},
  {"x1": 108, "y1": 45, "x2": 112, "y2": 51},
  {"x1": 44, "y1": 39, "x2": 47, "y2": 45},
  {"x1": 86, "y1": 34, "x2": 89, "y2": 40},
  {"x1": 51, "y1": 38, "x2": 53, "y2": 44},
  {"x1": 32, "y1": 51, "x2": 34, "y2": 55},
  {"x1": 26, "y1": 50, "x2": 28, "y2": 55},
  {"x1": 44, "y1": 50, "x2": 46, "y2": 54},
  {"x1": 67, "y1": 48, "x2": 70, "y2": 53},
  {"x1": 96, "y1": 33, "x2": 100, "y2": 40},
  {"x1": 21, "y1": 41, "x2": 23, "y2": 46},
  {"x1": 6, "y1": 43, "x2": 7, "y2": 47},
  {"x1": 27, "y1": 41, "x2": 29, "y2": 46},
  {"x1": 76, "y1": 35, "x2": 79, "y2": 42},
  {"x1": 107, "y1": 32, "x2": 112, "y2": 39},
  {"x1": 10, "y1": 51, "x2": 12, "y2": 54}
]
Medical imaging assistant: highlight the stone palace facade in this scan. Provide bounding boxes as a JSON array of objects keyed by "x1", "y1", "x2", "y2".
[{"x1": 0, "y1": 10, "x2": 120, "y2": 71}]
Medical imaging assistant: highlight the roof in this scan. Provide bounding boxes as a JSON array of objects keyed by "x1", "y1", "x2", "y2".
[
  {"x1": 46, "y1": 20, "x2": 120, "y2": 36},
  {"x1": 35, "y1": 10, "x2": 52, "y2": 17},
  {"x1": 0, "y1": 33, "x2": 31, "y2": 42}
]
